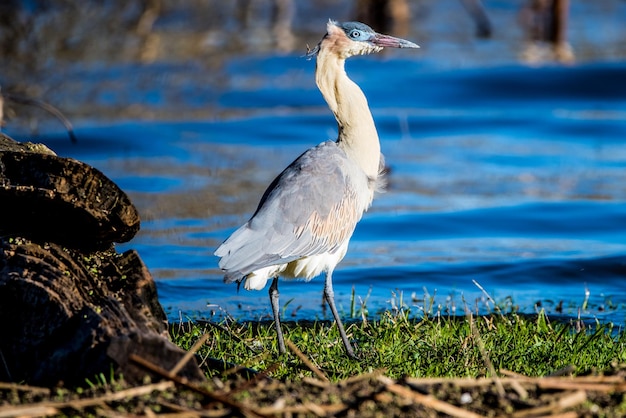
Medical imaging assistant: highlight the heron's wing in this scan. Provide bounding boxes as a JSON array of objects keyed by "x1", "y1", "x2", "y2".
[{"x1": 215, "y1": 141, "x2": 369, "y2": 281}]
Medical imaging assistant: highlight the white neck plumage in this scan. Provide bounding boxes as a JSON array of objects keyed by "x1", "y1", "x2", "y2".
[{"x1": 315, "y1": 46, "x2": 381, "y2": 180}]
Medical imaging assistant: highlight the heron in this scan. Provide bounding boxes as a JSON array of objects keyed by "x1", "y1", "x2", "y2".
[{"x1": 215, "y1": 20, "x2": 418, "y2": 358}]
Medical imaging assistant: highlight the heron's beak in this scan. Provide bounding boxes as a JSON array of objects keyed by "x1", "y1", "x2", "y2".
[{"x1": 372, "y1": 33, "x2": 419, "y2": 49}]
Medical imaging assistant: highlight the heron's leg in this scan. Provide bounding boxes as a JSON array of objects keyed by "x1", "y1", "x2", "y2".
[
  {"x1": 269, "y1": 276, "x2": 287, "y2": 354},
  {"x1": 323, "y1": 270, "x2": 357, "y2": 359}
]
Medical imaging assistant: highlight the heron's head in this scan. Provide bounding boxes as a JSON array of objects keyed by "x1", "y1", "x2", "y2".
[{"x1": 307, "y1": 20, "x2": 419, "y2": 59}]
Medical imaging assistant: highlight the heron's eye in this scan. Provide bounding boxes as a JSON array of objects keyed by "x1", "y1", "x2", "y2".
[{"x1": 350, "y1": 30, "x2": 361, "y2": 39}]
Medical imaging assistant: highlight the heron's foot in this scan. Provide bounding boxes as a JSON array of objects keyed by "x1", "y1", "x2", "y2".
[
  {"x1": 345, "y1": 347, "x2": 360, "y2": 360},
  {"x1": 338, "y1": 334, "x2": 362, "y2": 360}
]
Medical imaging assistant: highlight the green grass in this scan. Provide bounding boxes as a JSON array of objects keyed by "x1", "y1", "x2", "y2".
[
  {"x1": 4, "y1": 309, "x2": 624, "y2": 417},
  {"x1": 171, "y1": 309, "x2": 626, "y2": 381}
]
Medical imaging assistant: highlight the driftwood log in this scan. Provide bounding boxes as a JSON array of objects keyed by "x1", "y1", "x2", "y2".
[
  {"x1": 0, "y1": 133, "x2": 204, "y2": 386},
  {"x1": 0, "y1": 135, "x2": 138, "y2": 248}
]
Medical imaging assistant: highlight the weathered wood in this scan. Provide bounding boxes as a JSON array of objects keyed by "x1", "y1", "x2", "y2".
[
  {"x1": 0, "y1": 237, "x2": 204, "y2": 386},
  {"x1": 0, "y1": 133, "x2": 140, "y2": 247},
  {"x1": 0, "y1": 133, "x2": 57, "y2": 155},
  {"x1": 0, "y1": 133, "x2": 205, "y2": 386}
]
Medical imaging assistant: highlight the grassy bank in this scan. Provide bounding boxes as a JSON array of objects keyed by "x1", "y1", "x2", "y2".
[
  {"x1": 174, "y1": 310, "x2": 626, "y2": 381},
  {"x1": 2, "y1": 311, "x2": 625, "y2": 417}
]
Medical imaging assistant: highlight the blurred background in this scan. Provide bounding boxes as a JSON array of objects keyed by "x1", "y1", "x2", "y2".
[
  {"x1": 1, "y1": 0, "x2": 625, "y2": 123},
  {"x1": 1, "y1": 0, "x2": 626, "y2": 324}
]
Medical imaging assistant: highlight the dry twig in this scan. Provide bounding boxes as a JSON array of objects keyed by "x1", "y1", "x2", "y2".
[
  {"x1": 379, "y1": 376, "x2": 486, "y2": 418},
  {"x1": 170, "y1": 333, "x2": 211, "y2": 376},
  {"x1": 0, "y1": 381, "x2": 173, "y2": 418},
  {"x1": 286, "y1": 340, "x2": 329, "y2": 382},
  {"x1": 129, "y1": 354, "x2": 266, "y2": 418}
]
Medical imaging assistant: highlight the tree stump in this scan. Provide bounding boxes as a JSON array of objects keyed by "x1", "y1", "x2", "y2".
[{"x1": 0, "y1": 133, "x2": 204, "y2": 386}]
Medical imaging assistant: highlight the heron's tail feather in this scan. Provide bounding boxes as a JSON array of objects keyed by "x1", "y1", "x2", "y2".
[{"x1": 214, "y1": 222, "x2": 282, "y2": 283}]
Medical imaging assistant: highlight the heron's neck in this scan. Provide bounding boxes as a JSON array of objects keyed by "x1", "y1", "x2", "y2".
[{"x1": 315, "y1": 50, "x2": 381, "y2": 178}]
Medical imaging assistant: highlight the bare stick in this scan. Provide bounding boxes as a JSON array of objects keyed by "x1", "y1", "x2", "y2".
[
  {"x1": 467, "y1": 310, "x2": 506, "y2": 398},
  {"x1": 379, "y1": 376, "x2": 486, "y2": 418},
  {"x1": 169, "y1": 333, "x2": 210, "y2": 376},
  {"x1": 4, "y1": 93, "x2": 77, "y2": 143},
  {"x1": 129, "y1": 354, "x2": 266, "y2": 418},
  {"x1": 286, "y1": 340, "x2": 329, "y2": 382},
  {"x1": 0, "y1": 381, "x2": 173, "y2": 418}
]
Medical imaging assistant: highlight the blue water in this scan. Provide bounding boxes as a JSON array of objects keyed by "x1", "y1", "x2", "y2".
[{"x1": 26, "y1": 54, "x2": 626, "y2": 327}]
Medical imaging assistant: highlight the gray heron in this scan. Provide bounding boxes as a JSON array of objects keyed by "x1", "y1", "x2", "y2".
[{"x1": 215, "y1": 20, "x2": 419, "y2": 358}]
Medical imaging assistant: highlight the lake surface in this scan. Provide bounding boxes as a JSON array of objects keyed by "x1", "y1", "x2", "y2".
[
  {"x1": 5, "y1": 0, "x2": 626, "y2": 326},
  {"x1": 29, "y1": 57, "x2": 626, "y2": 326}
]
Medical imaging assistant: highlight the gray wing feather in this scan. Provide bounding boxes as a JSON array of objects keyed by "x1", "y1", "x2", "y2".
[{"x1": 214, "y1": 141, "x2": 366, "y2": 281}]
